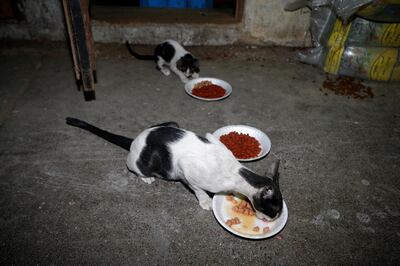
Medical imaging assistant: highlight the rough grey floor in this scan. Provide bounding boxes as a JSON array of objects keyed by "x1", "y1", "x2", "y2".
[{"x1": 0, "y1": 42, "x2": 399, "y2": 265}]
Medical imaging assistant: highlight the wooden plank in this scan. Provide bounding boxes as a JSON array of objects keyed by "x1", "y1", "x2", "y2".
[
  {"x1": 63, "y1": 0, "x2": 96, "y2": 101},
  {"x1": 62, "y1": 0, "x2": 81, "y2": 81},
  {"x1": 235, "y1": 0, "x2": 244, "y2": 22},
  {"x1": 82, "y1": 0, "x2": 97, "y2": 83}
]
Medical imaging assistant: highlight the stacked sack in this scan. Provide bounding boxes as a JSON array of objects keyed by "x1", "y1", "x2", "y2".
[{"x1": 285, "y1": 0, "x2": 400, "y2": 82}]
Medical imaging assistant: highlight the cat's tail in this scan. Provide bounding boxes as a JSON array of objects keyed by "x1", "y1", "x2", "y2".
[
  {"x1": 126, "y1": 41, "x2": 155, "y2": 60},
  {"x1": 66, "y1": 117, "x2": 133, "y2": 151}
]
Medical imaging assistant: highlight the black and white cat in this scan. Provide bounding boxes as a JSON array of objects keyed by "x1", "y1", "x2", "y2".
[
  {"x1": 126, "y1": 40, "x2": 200, "y2": 83},
  {"x1": 66, "y1": 118, "x2": 283, "y2": 221}
]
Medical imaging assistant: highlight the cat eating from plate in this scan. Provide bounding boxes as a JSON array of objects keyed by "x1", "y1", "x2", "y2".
[{"x1": 66, "y1": 118, "x2": 283, "y2": 221}]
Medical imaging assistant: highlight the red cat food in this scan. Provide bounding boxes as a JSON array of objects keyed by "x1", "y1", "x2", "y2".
[
  {"x1": 219, "y1": 131, "x2": 261, "y2": 159},
  {"x1": 192, "y1": 80, "x2": 226, "y2": 99}
]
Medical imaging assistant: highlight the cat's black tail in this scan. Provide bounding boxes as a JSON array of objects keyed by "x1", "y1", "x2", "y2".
[
  {"x1": 126, "y1": 41, "x2": 155, "y2": 61},
  {"x1": 66, "y1": 117, "x2": 133, "y2": 151}
]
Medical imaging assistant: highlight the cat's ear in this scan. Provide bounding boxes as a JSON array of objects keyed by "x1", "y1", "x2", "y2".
[
  {"x1": 273, "y1": 171, "x2": 280, "y2": 190},
  {"x1": 266, "y1": 160, "x2": 280, "y2": 189}
]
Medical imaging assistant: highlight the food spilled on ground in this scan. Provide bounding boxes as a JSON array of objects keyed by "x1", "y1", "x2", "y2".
[
  {"x1": 322, "y1": 75, "x2": 374, "y2": 99},
  {"x1": 225, "y1": 195, "x2": 270, "y2": 234},
  {"x1": 219, "y1": 131, "x2": 261, "y2": 159},
  {"x1": 191, "y1": 80, "x2": 226, "y2": 99}
]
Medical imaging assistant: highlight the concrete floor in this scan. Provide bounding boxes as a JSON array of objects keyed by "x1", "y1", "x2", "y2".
[{"x1": 0, "y1": 42, "x2": 399, "y2": 265}]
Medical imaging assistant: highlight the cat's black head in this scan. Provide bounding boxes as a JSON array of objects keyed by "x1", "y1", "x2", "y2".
[
  {"x1": 252, "y1": 181, "x2": 282, "y2": 221},
  {"x1": 239, "y1": 161, "x2": 283, "y2": 221},
  {"x1": 177, "y1": 54, "x2": 200, "y2": 78}
]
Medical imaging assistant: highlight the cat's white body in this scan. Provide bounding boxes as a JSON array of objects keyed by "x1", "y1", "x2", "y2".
[{"x1": 127, "y1": 128, "x2": 256, "y2": 210}]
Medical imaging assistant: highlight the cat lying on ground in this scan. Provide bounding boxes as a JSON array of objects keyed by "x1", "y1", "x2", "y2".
[
  {"x1": 66, "y1": 118, "x2": 283, "y2": 221},
  {"x1": 126, "y1": 40, "x2": 200, "y2": 83}
]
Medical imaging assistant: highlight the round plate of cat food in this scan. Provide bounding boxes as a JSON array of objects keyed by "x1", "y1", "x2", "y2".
[
  {"x1": 212, "y1": 193, "x2": 288, "y2": 240},
  {"x1": 213, "y1": 125, "x2": 271, "y2": 162},
  {"x1": 184, "y1": 77, "x2": 232, "y2": 101}
]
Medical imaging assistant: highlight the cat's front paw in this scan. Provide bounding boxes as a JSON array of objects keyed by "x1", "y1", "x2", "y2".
[
  {"x1": 199, "y1": 198, "x2": 212, "y2": 211},
  {"x1": 181, "y1": 77, "x2": 189, "y2": 83},
  {"x1": 191, "y1": 73, "x2": 199, "y2": 79}
]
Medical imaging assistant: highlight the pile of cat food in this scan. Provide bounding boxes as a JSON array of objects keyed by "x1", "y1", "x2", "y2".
[
  {"x1": 219, "y1": 131, "x2": 261, "y2": 159},
  {"x1": 192, "y1": 80, "x2": 226, "y2": 99},
  {"x1": 225, "y1": 195, "x2": 270, "y2": 234},
  {"x1": 322, "y1": 75, "x2": 374, "y2": 99}
]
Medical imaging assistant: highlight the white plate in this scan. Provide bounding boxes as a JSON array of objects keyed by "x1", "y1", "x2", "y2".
[
  {"x1": 212, "y1": 193, "x2": 288, "y2": 240},
  {"x1": 184, "y1": 77, "x2": 232, "y2": 101},
  {"x1": 213, "y1": 125, "x2": 271, "y2": 162}
]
